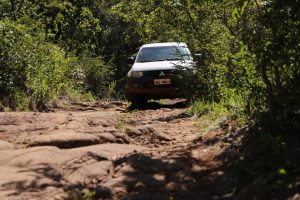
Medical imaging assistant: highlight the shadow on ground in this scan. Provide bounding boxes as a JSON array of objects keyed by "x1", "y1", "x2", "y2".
[
  {"x1": 0, "y1": 164, "x2": 83, "y2": 199},
  {"x1": 87, "y1": 140, "x2": 239, "y2": 200},
  {"x1": 91, "y1": 126, "x2": 300, "y2": 200},
  {"x1": 129, "y1": 100, "x2": 188, "y2": 111},
  {"x1": 110, "y1": 153, "x2": 234, "y2": 200},
  {"x1": 0, "y1": 151, "x2": 113, "y2": 199}
]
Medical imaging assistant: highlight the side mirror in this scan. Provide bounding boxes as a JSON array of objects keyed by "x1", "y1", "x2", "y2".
[
  {"x1": 193, "y1": 53, "x2": 205, "y2": 66},
  {"x1": 194, "y1": 53, "x2": 203, "y2": 58},
  {"x1": 126, "y1": 56, "x2": 135, "y2": 65}
]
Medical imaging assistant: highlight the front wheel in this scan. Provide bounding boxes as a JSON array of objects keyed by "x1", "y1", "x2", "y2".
[{"x1": 129, "y1": 95, "x2": 148, "y2": 109}]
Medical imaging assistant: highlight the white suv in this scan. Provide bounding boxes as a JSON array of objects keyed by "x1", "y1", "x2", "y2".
[{"x1": 127, "y1": 42, "x2": 194, "y2": 106}]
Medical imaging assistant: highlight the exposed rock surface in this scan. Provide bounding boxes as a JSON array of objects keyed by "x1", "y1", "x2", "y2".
[
  {"x1": 0, "y1": 144, "x2": 145, "y2": 199},
  {"x1": 0, "y1": 140, "x2": 13, "y2": 150},
  {"x1": 0, "y1": 100, "x2": 238, "y2": 200}
]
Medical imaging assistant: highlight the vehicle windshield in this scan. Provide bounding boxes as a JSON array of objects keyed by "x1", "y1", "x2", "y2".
[{"x1": 136, "y1": 46, "x2": 191, "y2": 63}]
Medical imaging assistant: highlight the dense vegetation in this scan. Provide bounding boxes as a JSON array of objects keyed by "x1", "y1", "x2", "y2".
[
  {"x1": 1, "y1": 0, "x2": 299, "y2": 116},
  {"x1": 0, "y1": 0, "x2": 299, "y2": 197}
]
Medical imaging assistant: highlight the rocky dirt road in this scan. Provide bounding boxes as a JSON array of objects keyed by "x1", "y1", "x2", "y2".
[{"x1": 0, "y1": 100, "x2": 237, "y2": 200}]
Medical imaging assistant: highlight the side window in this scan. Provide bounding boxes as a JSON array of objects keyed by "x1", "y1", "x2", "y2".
[{"x1": 181, "y1": 47, "x2": 191, "y2": 60}]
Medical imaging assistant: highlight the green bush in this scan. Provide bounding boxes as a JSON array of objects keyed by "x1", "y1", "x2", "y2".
[
  {"x1": 12, "y1": 90, "x2": 30, "y2": 111},
  {"x1": 26, "y1": 43, "x2": 69, "y2": 106},
  {"x1": 63, "y1": 87, "x2": 95, "y2": 102},
  {"x1": 68, "y1": 54, "x2": 115, "y2": 99},
  {"x1": 0, "y1": 19, "x2": 70, "y2": 109},
  {"x1": 188, "y1": 100, "x2": 228, "y2": 118}
]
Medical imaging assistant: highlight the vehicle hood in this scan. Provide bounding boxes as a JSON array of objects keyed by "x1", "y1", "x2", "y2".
[{"x1": 130, "y1": 60, "x2": 193, "y2": 72}]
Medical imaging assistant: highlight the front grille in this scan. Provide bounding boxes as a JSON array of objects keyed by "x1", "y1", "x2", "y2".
[{"x1": 143, "y1": 70, "x2": 178, "y2": 78}]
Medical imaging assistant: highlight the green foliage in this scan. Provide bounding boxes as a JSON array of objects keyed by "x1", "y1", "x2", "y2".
[
  {"x1": 229, "y1": 0, "x2": 300, "y2": 123},
  {"x1": 188, "y1": 89, "x2": 246, "y2": 120},
  {"x1": 63, "y1": 88, "x2": 95, "y2": 103},
  {"x1": 108, "y1": 80, "x2": 117, "y2": 100},
  {"x1": 12, "y1": 90, "x2": 30, "y2": 111},
  {"x1": 81, "y1": 190, "x2": 96, "y2": 200},
  {"x1": 0, "y1": 19, "x2": 69, "y2": 109},
  {"x1": 188, "y1": 100, "x2": 228, "y2": 118},
  {"x1": 0, "y1": 0, "x2": 120, "y2": 109},
  {"x1": 26, "y1": 43, "x2": 69, "y2": 105},
  {"x1": 1, "y1": 0, "x2": 299, "y2": 129},
  {"x1": 0, "y1": 0, "x2": 299, "y2": 198},
  {"x1": 0, "y1": 20, "x2": 28, "y2": 98},
  {"x1": 68, "y1": 54, "x2": 115, "y2": 98}
]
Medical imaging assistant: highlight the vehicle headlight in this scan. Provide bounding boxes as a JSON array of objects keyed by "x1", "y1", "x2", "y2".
[{"x1": 129, "y1": 71, "x2": 144, "y2": 78}]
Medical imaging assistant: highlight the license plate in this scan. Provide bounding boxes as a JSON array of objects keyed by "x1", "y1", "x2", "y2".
[{"x1": 154, "y1": 79, "x2": 171, "y2": 85}]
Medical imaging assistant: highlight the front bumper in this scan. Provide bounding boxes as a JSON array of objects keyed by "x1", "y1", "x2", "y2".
[{"x1": 127, "y1": 76, "x2": 179, "y2": 99}]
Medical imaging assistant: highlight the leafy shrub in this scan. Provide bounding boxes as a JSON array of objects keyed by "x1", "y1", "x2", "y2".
[
  {"x1": 68, "y1": 54, "x2": 115, "y2": 99},
  {"x1": 0, "y1": 20, "x2": 28, "y2": 99},
  {"x1": 12, "y1": 90, "x2": 30, "y2": 111},
  {"x1": 188, "y1": 90, "x2": 247, "y2": 122},
  {"x1": 0, "y1": 19, "x2": 70, "y2": 109},
  {"x1": 63, "y1": 87, "x2": 95, "y2": 102},
  {"x1": 26, "y1": 43, "x2": 69, "y2": 106},
  {"x1": 188, "y1": 100, "x2": 228, "y2": 118}
]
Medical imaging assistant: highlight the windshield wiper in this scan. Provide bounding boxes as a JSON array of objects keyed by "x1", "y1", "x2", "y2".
[
  {"x1": 165, "y1": 58, "x2": 182, "y2": 61},
  {"x1": 138, "y1": 60, "x2": 155, "y2": 63}
]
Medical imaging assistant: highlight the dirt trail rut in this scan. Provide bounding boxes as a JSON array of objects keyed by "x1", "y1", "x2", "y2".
[{"x1": 0, "y1": 101, "x2": 235, "y2": 200}]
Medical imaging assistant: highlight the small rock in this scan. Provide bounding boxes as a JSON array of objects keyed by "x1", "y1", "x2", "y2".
[
  {"x1": 98, "y1": 133, "x2": 116, "y2": 143},
  {"x1": 28, "y1": 131, "x2": 99, "y2": 148},
  {"x1": 165, "y1": 182, "x2": 180, "y2": 192},
  {"x1": 45, "y1": 186, "x2": 57, "y2": 192},
  {"x1": 153, "y1": 174, "x2": 166, "y2": 181},
  {"x1": 291, "y1": 193, "x2": 300, "y2": 200},
  {"x1": 116, "y1": 107, "x2": 126, "y2": 112},
  {"x1": 191, "y1": 164, "x2": 203, "y2": 172},
  {"x1": 92, "y1": 178, "x2": 98, "y2": 184},
  {"x1": 215, "y1": 171, "x2": 224, "y2": 176},
  {"x1": 126, "y1": 127, "x2": 142, "y2": 136},
  {"x1": 114, "y1": 187, "x2": 128, "y2": 198},
  {"x1": 135, "y1": 182, "x2": 146, "y2": 191},
  {"x1": 111, "y1": 132, "x2": 123, "y2": 137},
  {"x1": 111, "y1": 101, "x2": 125, "y2": 107},
  {"x1": 151, "y1": 131, "x2": 172, "y2": 141},
  {"x1": 119, "y1": 165, "x2": 135, "y2": 174}
]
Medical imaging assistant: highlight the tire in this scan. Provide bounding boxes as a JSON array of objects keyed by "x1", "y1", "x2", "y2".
[{"x1": 129, "y1": 95, "x2": 148, "y2": 109}]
